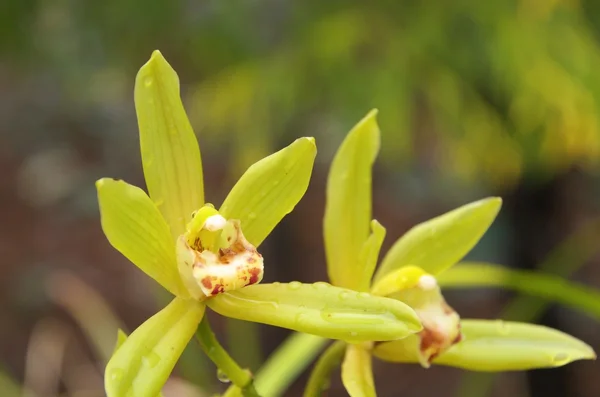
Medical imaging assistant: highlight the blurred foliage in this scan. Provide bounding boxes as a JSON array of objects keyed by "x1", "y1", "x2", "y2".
[{"x1": 4, "y1": 0, "x2": 600, "y2": 188}]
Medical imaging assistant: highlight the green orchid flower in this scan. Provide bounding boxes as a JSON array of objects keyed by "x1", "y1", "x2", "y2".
[
  {"x1": 319, "y1": 110, "x2": 596, "y2": 396},
  {"x1": 97, "y1": 52, "x2": 422, "y2": 397}
]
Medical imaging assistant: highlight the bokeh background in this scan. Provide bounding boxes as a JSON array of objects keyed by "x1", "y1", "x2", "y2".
[{"x1": 1, "y1": 1, "x2": 600, "y2": 396}]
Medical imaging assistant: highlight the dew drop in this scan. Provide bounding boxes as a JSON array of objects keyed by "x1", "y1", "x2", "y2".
[
  {"x1": 248, "y1": 212, "x2": 257, "y2": 220},
  {"x1": 144, "y1": 77, "x2": 153, "y2": 87},
  {"x1": 142, "y1": 351, "x2": 161, "y2": 368},
  {"x1": 110, "y1": 368, "x2": 124, "y2": 382},
  {"x1": 552, "y1": 352, "x2": 570, "y2": 365},
  {"x1": 204, "y1": 203, "x2": 215, "y2": 209},
  {"x1": 349, "y1": 331, "x2": 358, "y2": 337},
  {"x1": 338, "y1": 291, "x2": 349, "y2": 300},
  {"x1": 216, "y1": 368, "x2": 231, "y2": 383},
  {"x1": 496, "y1": 320, "x2": 509, "y2": 335},
  {"x1": 357, "y1": 292, "x2": 370, "y2": 299},
  {"x1": 313, "y1": 281, "x2": 330, "y2": 289},
  {"x1": 272, "y1": 180, "x2": 280, "y2": 186},
  {"x1": 273, "y1": 281, "x2": 281, "y2": 286},
  {"x1": 288, "y1": 281, "x2": 301, "y2": 290}
]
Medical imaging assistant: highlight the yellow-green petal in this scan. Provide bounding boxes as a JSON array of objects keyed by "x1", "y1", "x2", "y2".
[
  {"x1": 113, "y1": 329, "x2": 128, "y2": 354},
  {"x1": 135, "y1": 50, "x2": 204, "y2": 239},
  {"x1": 373, "y1": 197, "x2": 502, "y2": 283},
  {"x1": 96, "y1": 178, "x2": 186, "y2": 297},
  {"x1": 324, "y1": 110, "x2": 380, "y2": 290},
  {"x1": 219, "y1": 137, "x2": 316, "y2": 247},
  {"x1": 356, "y1": 220, "x2": 386, "y2": 292},
  {"x1": 342, "y1": 343, "x2": 377, "y2": 397},
  {"x1": 110, "y1": 330, "x2": 164, "y2": 397},
  {"x1": 206, "y1": 282, "x2": 421, "y2": 342},
  {"x1": 105, "y1": 298, "x2": 205, "y2": 397},
  {"x1": 373, "y1": 320, "x2": 596, "y2": 371},
  {"x1": 438, "y1": 262, "x2": 600, "y2": 320}
]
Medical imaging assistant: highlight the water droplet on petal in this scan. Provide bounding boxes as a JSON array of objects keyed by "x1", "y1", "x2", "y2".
[
  {"x1": 358, "y1": 292, "x2": 370, "y2": 299},
  {"x1": 144, "y1": 77, "x2": 153, "y2": 87},
  {"x1": 552, "y1": 352, "x2": 570, "y2": 365},
  {"x1": 339, "y1": 291, "x2": 349, "y2": 300},
  {"x1": 216, "y1": 368, "x2": 230, "y2": 383},
  {"x1": 288, "y1": 281, "x2": 301, "y2": 290},
  {"x1": 496, "y1": 320, "x2": 509, "y2": 335},
  {"x1": 248, "y1": 212, "x2": 257, "y2": 220},
  {"x1": 142, "y1": 352, "x2": 161, "y2": 368},
  {"x1": 349, "y1": 331, "x2": 358, "y2": 337},
  {"x1": 313, "y1": 281, "x2": 330, "y2": 289},
  {"x1": 110, "y1": 368, "x2": 125, "y2": 382}
]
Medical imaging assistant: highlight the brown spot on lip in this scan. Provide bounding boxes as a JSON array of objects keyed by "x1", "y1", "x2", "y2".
[
  {"x1": 249, "y1": 268, "x2": 261, "y2": 284},
  {"x1": 211, "y1": 284, "x2": 224, "y2": 295},
  {"x1": 201, "y1": 277, "x2": 212, "y2": 289}
]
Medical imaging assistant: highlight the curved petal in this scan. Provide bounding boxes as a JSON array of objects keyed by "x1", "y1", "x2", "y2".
[
  {"x1": 373, "y1": 197, "x2": 502, "y2": 283},
  {"x1": 135, "y1": 50, "x2": 204, "y2": 239},
  {"x1": 342, "y1": 343, "x2": 377, "y2": 397},
  {"x1": 356, "y1": 220, "x2": 386, "y2": 292},
  {"x1": 206, "y1": 282, "x2": 421, "y2": 342},
  {"x1": 373, "y1": 320, "x2": 596, "y2": 371},
  {"x1": 438, "y1": 262, "x2": 600, "y2": 320},
  {"x1": 324, "y1": 110, "x2": 380, "y2": 290},
  {"x1": 105, "y1": 298, "x2": 205, "y2": 397},
  {"x1": 219, "y1": 137, "x2": 316, "y2": 247},
  {"x1": 96, "y1": 178, "x2": 186, "y2": 296}
]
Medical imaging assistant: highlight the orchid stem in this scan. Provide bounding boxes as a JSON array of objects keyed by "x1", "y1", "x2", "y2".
[
  {"x1": 303, "y1": 340, "x2": 346, "y2": 397},
  {"x1": 195, "y1": 316, "x2": 260, "y2": 397},
  {"x1": 222, "y1": 332, "x2": 328, "y2": 397}
]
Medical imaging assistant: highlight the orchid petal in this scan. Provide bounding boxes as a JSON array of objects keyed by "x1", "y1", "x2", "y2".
[
  {"x1": 96, "y1": 178, "x2": 186, "y2": 297},
  {"x1": 219, "y1": 137, "x2": 316, "y2": 247},
  {"x1": 135, "y1": 50, "x2": 204, "y2": 239},
  {"x1": 324, "y1": 110, "x2": 380, "y2": 290}
]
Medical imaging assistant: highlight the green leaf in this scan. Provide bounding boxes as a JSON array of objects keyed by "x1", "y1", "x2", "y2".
[
  {"x1": 357, "y1": 220, "x2": 386, "y2": 292},
  {"x1": 219, "y1": 137, "x2": 316, "y2": 248},
  {"x1": 96, "y1": 178, "x2": 186, "y2": 297},
  {"x1": 373, "y1": 320, "x2": 596, "y2": 371},
  {"x1": 135, "y1": 50, "x2": 204, "y2": 239},
  {"x1": 438, "y1": 262, "x2": 600, "y2": 320},
  {"x1": 206, "y1": 282, "x2": 421, "y2": 342},
  {"x1": 373, "y1": 197, "x2": 502, "y2": 283},
  {"x1": 105, "y1": 297, "x2": 205, "y2": 397},
  {"x1": 342, "y1": 343, "x2": 377, "y2": 397},
  {"x1": 324, "y1": 110, "x2": 380, "y2": 290}
]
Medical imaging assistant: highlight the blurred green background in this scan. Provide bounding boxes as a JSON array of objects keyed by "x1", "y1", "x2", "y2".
[{"x1": 1, "y1": 0, "x2": 600, "y2": 396}]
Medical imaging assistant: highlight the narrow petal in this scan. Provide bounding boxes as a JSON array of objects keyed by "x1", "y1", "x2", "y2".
[
  {"x1": 373, "y1": 320, "x2": 596, "y2": 371},
  {"x1": 373, "y1": 197, "x2": 502, "y2": 283},
  {"x1": 356, "y1": 220, "x2": 386, "y2": 292},
  {"x1": 135, "y1": 50, "x2": 204, "y2": 239},
  {"x1": 105, "y1": 298, "x2": 205, "y2": 397},
  {"x1": 96, "y1": 178, "x2": 186, "y2": 296},
  {"x1": 438, "y1": 262, "x2": 600, "y2": 320},
  {"x1": 342, "y1": 343, "x2": 377, "y2": 397},
  {"x1": 219, "y1": 137, "x2": 316, "y2": 247},
  {"x1": 206, "y1": 282, "x2": 421, "y2": 342},
  {"x1": 324, "y1": 110, "x2": 380, "y2": 290}
]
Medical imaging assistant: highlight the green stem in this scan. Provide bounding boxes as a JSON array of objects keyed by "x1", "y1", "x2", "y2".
[
  {"x1": 195, "y1": 316, "x2": 260, "y2": 397},
  {"x1": 303, "y1": 341, "x2": 346, "y2": 397},
  {"x1": 223, "y1": 333, "x2": 328, "y2": 397}
]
